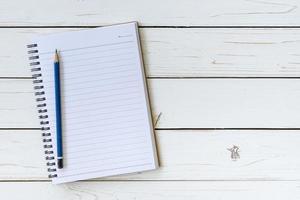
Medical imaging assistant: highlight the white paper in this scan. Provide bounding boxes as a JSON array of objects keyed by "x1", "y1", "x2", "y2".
[{"x1": 31, "y1": 22, "x2": 158, "y2": 184}]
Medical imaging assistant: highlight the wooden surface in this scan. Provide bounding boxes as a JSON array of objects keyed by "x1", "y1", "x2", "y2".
[
  {"x1": 3, "y1": 28, "x2": 300, "y2": 77},
  {"x1": 2, "y1": 130, "x2": 300, "y2": 181},
  {"x1": 3, "y1": 79, "x2": 300, "y2": 128},
  {"x1": 2, "y1": 181, "x2": 300, "y2": 200},
  {"x1": 1, "y1": 0, "x2": 300, "y2": 26},
  {"x1": 2, "y1": 0, "x2": 300, "y2": 199}
]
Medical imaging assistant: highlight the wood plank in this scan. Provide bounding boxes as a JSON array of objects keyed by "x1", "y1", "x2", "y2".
[
  {"x1": 143, "y1": 28, "x2": 300, "y2": 77},
  {"x1": 1, "y1": 0, "x2": 300, "y2": 26},
  {"x1": 150, "y1": 78, "x2": 300, "y2": 128},
  {"x1": 1, "y1": 181, "x2": 300, "y2": 200},
  {"x1": 0, "y1": 29, "x2": 72, "y2": 77},
  {"x1": 0, "y1": 80, "x2": 38, "y2": 128},
  {"x1": 2, "y1": 79, "x2": 300, "y2": 129},
  {"x1": 3, "y1": 28, "x2": 300, "y2": 77},
  {"x1": 2, "y1": 129, "x2": 300, "y2": 180}
]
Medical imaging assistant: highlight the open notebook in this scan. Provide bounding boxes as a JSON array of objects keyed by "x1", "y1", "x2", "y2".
[{"x1": 27, "y1": 22, "x2": 158, "y2": 184}]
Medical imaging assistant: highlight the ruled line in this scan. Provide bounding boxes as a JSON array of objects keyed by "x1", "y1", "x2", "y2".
[
  {"x1": 42, "y1": 67, "x2": 138, "y2": 85},
  {"x1": 66, "y1": 139, "x2": 148, "y2": 154},
  {"x1": 64, "y1": 118, "x2": 146, "y2": 132},
  {"x1": 42, "y1": 62, "x2": 136, "y2": 76},
  {"x1": 63, "y1": 158, "x2": 150, "y2": 172},
  {"x1": 60, "y1": 123, "x2": 144, "y2": 137},
  {"x1": 67, "y1": 151, "x2": 151, "y2": 166},
  {"x1": 38, "y1": 44, "x2": 135, "y2": 61},
  {"x1": 58, "y1": 163, "x2": 152, "y2": 178},
  {"x1": 39, "y1": 40, "x2": 134, "y2": 55},
  {"x1": 64, "y1": 111, "x2": 146, "y2": 128},
  {"x1": 64, "y1": 128, "x2": 144, "y2": 142},
  {"x1": 41, "y1": 51, "x2": 135, "y2": 65},
  {"x1": 67, "y1": 145, "x2": 148, "y2": 160}
]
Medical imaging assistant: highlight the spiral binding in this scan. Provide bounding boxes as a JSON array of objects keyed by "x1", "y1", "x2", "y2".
[{"x1": 27, "y1": 44, "x2": 57, "y2": 178}]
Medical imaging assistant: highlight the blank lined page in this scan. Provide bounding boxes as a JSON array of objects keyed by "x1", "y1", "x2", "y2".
[{"x1": 31, "y1": 22, "x2": 158, "y2": 184}]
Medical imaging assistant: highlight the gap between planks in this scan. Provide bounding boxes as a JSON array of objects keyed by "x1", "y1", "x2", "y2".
[
  {"x1": 0, "y1": 179, "x2": 300, "y2": 183},
  {"x1": 1, "y1": 26, "x2": 300, "y2": 28},
  {"x1": 1, "y1": 180, "x2": 300, "y2": 182},
  {"x1": 3, "y1": 77, "x2": 300, "y2": 79},
  {"x1": 3, "y1": 128, "x2": 300, "y2": 131}
]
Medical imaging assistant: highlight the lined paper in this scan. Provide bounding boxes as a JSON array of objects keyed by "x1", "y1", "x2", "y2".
[{"x1": 31, "y1": 22, "x2": 158, "y2": 184}]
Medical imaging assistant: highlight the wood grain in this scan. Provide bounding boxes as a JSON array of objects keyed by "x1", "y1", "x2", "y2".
[
  {"x1": 0, "y1": 0, "x2": 300, "y2": 26},
  {"x1": 0, "y1": 80, "x2": 37, "y2": 128},
  {"x1": 1, "y1": 0, "x2": 300, "y2": 197},
  {"x1": 1, "y1": 181, "x2": 300, "y2": 200},
  {"x1": 150, "y1": 78, "x2": 300, "y2": 128},
  {"x1": 2, "y1": 129, "x2": 300, "y2": 180},
  {"x1": 2, "y1": 28, "x2": 300, "y2": 77},
  {"x1": 2, "y1": 79, "x2": 300, "y2": 129}
]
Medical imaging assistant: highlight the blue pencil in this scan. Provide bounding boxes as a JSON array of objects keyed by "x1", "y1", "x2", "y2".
[{"x1": 54, "y1": 49, "x2": 63, "y2": 169}]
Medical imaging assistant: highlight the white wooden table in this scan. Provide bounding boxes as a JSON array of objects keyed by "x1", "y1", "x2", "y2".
[{"x1": 2, "y1": 0, "x2": 300, "y2": 199}]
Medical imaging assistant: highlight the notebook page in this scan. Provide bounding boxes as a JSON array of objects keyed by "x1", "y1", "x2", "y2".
[{"x1": 32, "y1": 22, "x2": 158, "y2": 184}]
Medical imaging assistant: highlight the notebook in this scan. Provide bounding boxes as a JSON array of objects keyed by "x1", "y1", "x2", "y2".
[{"x1": 27, "y1": 22, "x2": 158, "y2": 184}]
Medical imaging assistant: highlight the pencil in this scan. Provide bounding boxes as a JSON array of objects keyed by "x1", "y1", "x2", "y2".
[{"x1": 54, "y1": 49, "x2": 63, "y2": 169}]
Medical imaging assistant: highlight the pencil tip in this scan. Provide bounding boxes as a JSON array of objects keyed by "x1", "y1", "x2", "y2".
[{"x1": 54, "y1": 49, "x2": 59, "y2": 62}]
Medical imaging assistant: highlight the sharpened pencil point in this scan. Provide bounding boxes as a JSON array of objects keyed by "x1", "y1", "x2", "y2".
[{"x1": 54, "y1": 49, "x2": 59, "y2": 62}]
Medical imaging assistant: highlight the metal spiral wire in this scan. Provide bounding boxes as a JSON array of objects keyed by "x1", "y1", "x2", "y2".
[{"x1": 27, "y1": 44, "x2": 57, "y2": 178}]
